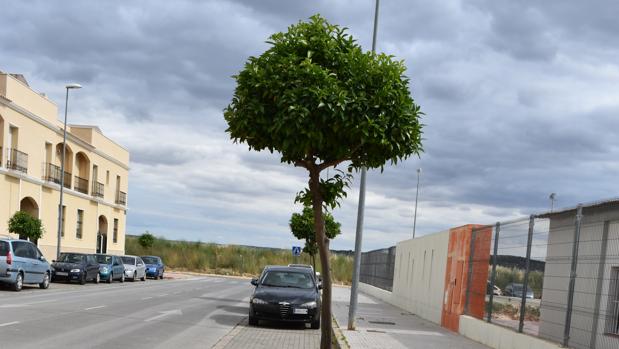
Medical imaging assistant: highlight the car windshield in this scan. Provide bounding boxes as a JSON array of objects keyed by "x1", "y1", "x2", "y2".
[
  {"x1": 58, "y1": 254, "x2": 84, "y2": 263},
  {"x1": 95, "y1": 255, "x2": 112, "y2": 264},
  {"x1": 261, "y1": 271, "x2": 315, "y2": 289},
  {"x1": 121, "y1": 256, "x2": 136, "y2": 265},
  {"x1": 142, "y1": 256, "x2": 159, "y2": 264}
]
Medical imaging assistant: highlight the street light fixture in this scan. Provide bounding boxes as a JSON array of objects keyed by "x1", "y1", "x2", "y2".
[
  {"x1": 549, "y1": 193, "x2": 557, "y2": 212},
  {"x1": 413, "y1": 167, "x2": 422, "y2": 238},
  {"x1": 56, "y1": 83, "x2": 82, "y2": 259}
]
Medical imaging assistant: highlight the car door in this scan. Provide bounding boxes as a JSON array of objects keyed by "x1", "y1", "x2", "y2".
[
  {"x1": 136, "y1": 257, "x2": 146, "y2": 278},
  {"x1": 0, "y1": 241, "x2": 9, "y2": 276},
  {"x1": 113, "y1": 256, "x2": 124, "y2": 278},
  {"x1": 12, "y1": 241, "x2": 35, "y2": 283},
  {"x1": 29, "y1": 244, "x2": 48, "y2": 283},
  {"x1": 86, "y1": 255, "x2": 98, "y2": 279}
]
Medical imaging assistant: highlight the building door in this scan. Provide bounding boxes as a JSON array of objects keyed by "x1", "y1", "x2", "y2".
[{"x1": 97, "y1": 216, "x2": 108, "y2": 254}]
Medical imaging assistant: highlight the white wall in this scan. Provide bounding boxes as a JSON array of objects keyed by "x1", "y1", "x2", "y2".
[
  {"x1": 360, "y1": 230, "x2": 450, "y2": 325},
  {"x1": 459, "y1": 315, "x2": 562, "y2": 349}
]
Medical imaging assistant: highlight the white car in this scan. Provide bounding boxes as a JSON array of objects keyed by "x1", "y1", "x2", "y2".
[{"x1": 121, "y1": 255, "x2": 146, "y2": 282}]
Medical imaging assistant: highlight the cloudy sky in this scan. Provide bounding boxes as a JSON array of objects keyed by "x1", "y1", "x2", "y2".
[{"x1": 3, "y1": 0, "x2": 618, "y2": 251}]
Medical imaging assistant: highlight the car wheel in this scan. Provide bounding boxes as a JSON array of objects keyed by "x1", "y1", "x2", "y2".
[
  {"x1": 248, "y1": 316, "x2": 258, "y2": 326},
  {"x1": 120, "y1": 273, "x2": 125, "y2": 283},
  {"x1": 141, "y1": 274, "x2": 146, "y2": 282},
  {"x1": 39, "y1": 272, "x2": 50, "y2": 289},
  {"x1": 310, "y1": 318, "x2": 320, "y2": 330},
  {"x1": 132, "y1": 272, "x2": 137, "y2": 282},
  {"x1": 94, "y1": 273, "x2": 100, "y2": 284},
  {"x1": 159, "y1": 273, "x2": 164, "y2": 280},
  {"x1": 13, "y1": 272, "x2": 23, "y2": 292},
  {"x1": 107, "y1": 273, "x2": 113, "y2": 284},
  {"x1": 79, "y1": 273, "x2": 86, "y2": 285}
]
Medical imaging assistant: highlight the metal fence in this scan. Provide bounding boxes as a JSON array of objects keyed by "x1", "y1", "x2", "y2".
[
  {"x1": 360, "y1": 246, "x2": 396, "y2": 291},
  {"x1": 465, "y1": 205, "x2": 619, "y2": 349}
]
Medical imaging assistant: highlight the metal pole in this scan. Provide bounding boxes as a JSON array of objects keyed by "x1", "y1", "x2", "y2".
[
  {"x1": 563, "y1": 205, "x2": 583, "y2": 347},
  {"x1": 589, "y1": 220, "x2": 609, "y2": 349},
  {"x1": 412, "y1": 168, "x2": 421, "y2": 238},
  {"x1": 518, "y1": 215, "x2": 535, "y2": 333},
  {"x1": 56, "y1": 87, "x2": 70, "y2": 260},
  {"x1": 348, "y1": 0, "x2": 380, "y2": 331},
  {"x1": 487, "y1": 222, "x2": 500, "y2": 323}
]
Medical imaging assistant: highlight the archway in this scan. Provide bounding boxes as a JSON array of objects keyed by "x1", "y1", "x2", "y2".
[
  {"x1": 97, "y1": 215, "x2": 108, "y2": 254},
  {"x1": 19, "y1": 197, "x2": 39, "y2": 242},
  {"x1": 74, "y1": 152, "x2": 90, "y2": 194},
  {"x1": 53, "y1": 143, "x2": 73, "y2": 188}
]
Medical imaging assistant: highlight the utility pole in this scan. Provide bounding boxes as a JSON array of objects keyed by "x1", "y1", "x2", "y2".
[
  {"x1": 348, "y1": 0, "x2": 380, "y2": 331},
  {"x1": 549, "y1": 193, "x2": 556, "y2": 212},
  {"x1": 412, "y1": 168, "x2": 421, "y2": 238}
]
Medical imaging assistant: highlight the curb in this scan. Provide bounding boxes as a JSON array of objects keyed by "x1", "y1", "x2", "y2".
[
  {"x1": 332, "y1": 316, "x2": 350, "y2": 349},
  {"x1": 211, "y1": 317, "x2": 248, "y2": 349}
]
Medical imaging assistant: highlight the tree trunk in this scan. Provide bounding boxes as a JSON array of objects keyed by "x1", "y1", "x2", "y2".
[{"x1": 309, "y1": 167, "x2": 332, "y2": 348}]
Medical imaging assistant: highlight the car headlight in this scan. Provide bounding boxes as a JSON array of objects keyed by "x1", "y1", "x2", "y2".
[
  {"x1": 252, "y1": 298, "x2": 268, "y2": 305},
  {"x1": 101, "y1": 267, "x2": 109, "y2": 273},
  {"x1": 70, "y1": 269, "x2": 81, "y2": 273},
  {"x1": 300, "y1": 301, "x2": 317, "y2": 308}
]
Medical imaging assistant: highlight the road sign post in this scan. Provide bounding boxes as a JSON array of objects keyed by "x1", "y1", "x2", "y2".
[{"x1": 292, "y1": 246, "x2": 301, "y2": 263}]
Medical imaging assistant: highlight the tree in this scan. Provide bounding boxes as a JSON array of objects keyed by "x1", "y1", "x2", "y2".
[
  {"x1": 224, "y1": 15, "x2": 423, "y2": 347},
  {"x1": 290, "y1": 205, "x2": 341, "y2": 270},
  {"x1": 138, "y1": 232, "x2": 155, "y2": 249},
  {"x1": 8, "y1": 211, "x2": 44, "y2": 242}
]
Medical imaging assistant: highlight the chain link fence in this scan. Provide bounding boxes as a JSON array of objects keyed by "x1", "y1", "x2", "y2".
[
  {"x1": 360, "y1": 246, "x2": 396, "y2": 291},
  {"x1": 465, "y1": 203, "x2": 619, "y2": 349}
]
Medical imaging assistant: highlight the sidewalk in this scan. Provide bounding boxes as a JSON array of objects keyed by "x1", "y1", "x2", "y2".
[
  {"x1": 332, "y1": 286, "x2": 490, "y2": 349},
  {"x1": 212, "y1": 318, "x2": 320, "y2": 349}
]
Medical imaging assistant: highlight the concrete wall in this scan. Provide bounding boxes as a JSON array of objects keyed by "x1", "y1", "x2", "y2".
[
  {"x1": 459, "y1": 315, "x2": 562, "y2": 349},
  {"x1": 539, "y1": 206, "x2": 619, "y2": 349}
]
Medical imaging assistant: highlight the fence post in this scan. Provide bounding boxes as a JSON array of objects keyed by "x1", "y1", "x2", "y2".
[
  {"x1": 487, "y1": 222, "x2": 501, "y2": 323},
  {"x1": 518, "y1": 215, "x2": 535, "y2": 333},
  {"x1": 464, "y1": 228, "x2": 477, "y2": 314},
  {"x1": 563, "y1": 205, "x2": 583, "y2": 347}
]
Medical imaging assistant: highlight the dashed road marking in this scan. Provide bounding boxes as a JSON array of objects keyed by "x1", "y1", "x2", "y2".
[
  {"x1": 84, "y1": 305, "x2": 105, "y2": 310},
  {"x1": 0, "y1": 321, "x2": 19, "y2": 327}
]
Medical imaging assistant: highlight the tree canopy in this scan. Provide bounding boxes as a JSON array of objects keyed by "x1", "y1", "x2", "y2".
[
  {"x1": 8, "y1": 211, "x2": 44, "y2": 241},
  {"x1": 290, "y1": 205, "x2": 341, "y2": 257},
  {"x1": 138, "y1": 232, "x2": 155, "y2": 249}
]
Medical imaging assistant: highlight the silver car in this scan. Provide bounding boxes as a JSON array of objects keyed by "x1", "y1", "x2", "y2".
[{"x1": 121, "y1": 255, "x2": 146, "y2": 282}]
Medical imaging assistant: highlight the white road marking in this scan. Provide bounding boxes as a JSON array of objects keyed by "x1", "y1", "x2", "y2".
[
  {"x1": 84, "y1": 305, "x2": 105, "y2": 310},
  {"x1": 144, "y1": 309, "x2": 183, "y2": 322},
  {"x1": 0, "y1": 321, "x2": 20, "y2": 327},
  {"x1": 141, "y1": 297, "x2": 153, "y2": 300},
  {"x1": 158, "y1": 293, "x2": 168, "y2": 297},
  {"x1": 0, "y1": 299, "x2": 58, "y2": 308}
]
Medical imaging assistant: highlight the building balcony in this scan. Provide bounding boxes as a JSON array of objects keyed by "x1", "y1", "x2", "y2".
[
  {"x1": 92, "y1": 181, "x2": 104, "y2": 198},
  {"x1": 74, "y1": 175, "x2": 89, "y2": 195},
  {"x1": 43, "y1": 162, "x2": 72, "y2": 188},
  {"x1": 116, "y1": 191, "x2": 127, "y2": 206},
  {"x1": 6, "y1": 148, "x2": 28, "y2": 173}
]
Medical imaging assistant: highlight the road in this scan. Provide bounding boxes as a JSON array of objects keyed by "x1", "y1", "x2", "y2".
[{"x1": 0, "y1": 275, "x2": 252, "y2": 349}]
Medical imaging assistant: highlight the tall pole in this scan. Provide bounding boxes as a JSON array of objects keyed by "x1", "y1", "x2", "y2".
[
  {"x1": 549, "y1": 193, "x2": 556, "y2": 212},
  {"x1": 412, "y1": 168, "x2": 421, "y2": 238},
  {"x1": 348, "y1": 0, "x2": 379, "y2": 331},
  {"x1": 56, "y1": 84, "x2": 81, "y2": 260}
]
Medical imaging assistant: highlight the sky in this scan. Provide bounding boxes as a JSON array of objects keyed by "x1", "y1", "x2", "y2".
[{"x1": 2, "y1": 0, "x2": 619, "y2": 251}]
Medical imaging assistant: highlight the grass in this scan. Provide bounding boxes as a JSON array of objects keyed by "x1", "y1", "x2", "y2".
[
  {"x1": 125, "y1": 235, "x2": 354, "y2": 284},
  {"x1": 492, "y1": 266, "x2": 544, "y2": 298}
]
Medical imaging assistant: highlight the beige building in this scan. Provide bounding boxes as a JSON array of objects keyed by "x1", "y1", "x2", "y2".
[{"x1": 0, "y1": 71, "x2": 129, "y2": 259}]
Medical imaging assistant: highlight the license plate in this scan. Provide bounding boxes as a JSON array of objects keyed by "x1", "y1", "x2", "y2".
[
  {"x1": 55, "y1": 272, "x2": 68, "y2": 276},
  {"x1": 293, "y1": 308, "x2": 308, "y2": 315}
]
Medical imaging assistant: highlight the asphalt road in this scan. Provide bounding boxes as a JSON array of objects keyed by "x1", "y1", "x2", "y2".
[{"x1": 0, "y1": 275, "x2": 253, "y2": 349}]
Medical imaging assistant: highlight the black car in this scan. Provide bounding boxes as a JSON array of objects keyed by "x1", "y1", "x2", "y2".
[
  {"x1": 249, "y1": 266, "x2": 321, "y2": 329},
  {"x1": 52, "y1": 253, "x2": 101, "y2": 284}
]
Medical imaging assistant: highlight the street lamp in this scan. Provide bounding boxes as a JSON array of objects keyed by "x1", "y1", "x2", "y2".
[
  {"x1": 56, "y1": 83, "x2": 82, "y2": 259},
  {"x1": 412, "y1": 168, "x2": 422, "y2": 238},
  {"x1": 549, "y1": 193, "x2": 556, "y2": 212}
]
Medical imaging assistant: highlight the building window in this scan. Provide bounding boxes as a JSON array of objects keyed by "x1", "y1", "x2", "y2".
[
  {"x1": 606, "y1": 267, "x2": 619, "y2": 335},
  {"x1": 113, "y1": 218, "x2": 119, "y2": 243},
  {"x1": 106, "y1": 170, "x2": 110, "y2": 185},
  {"x1": 76, "y1": 209, "x2": 84, "y2": 239},
  {"x1": 61, "y1": 206, "x2": 66, "y2": 237}
]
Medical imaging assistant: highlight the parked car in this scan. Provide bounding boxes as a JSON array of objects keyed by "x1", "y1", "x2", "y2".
[
  {"x1": 486, "y1": 281, "x2": 502, "y2": 296},
  {"x1": 504, "y1": 283, "x2": 534, "y2": 299},
  {"x1": 0, "y1": 237, "x2": 51, "y2": 291},
  {"x1": 249, "y1": 265, "x2": 321, "y2": 329},
  {"x1": 94, "y1": 254, "x2": 126, "y2": 283},
  {"x1": 121, "y1": 255, "x2": 146, "y2": 281},
  {"x1": 52, "y1": 253, "x2": 101, "y2": 284},
  {"x1": 288, "y1": 264, "x2": 322, "y2": 286},
  {"x1": 141, "y1": 255, "x2": 165, "y2": 279}
]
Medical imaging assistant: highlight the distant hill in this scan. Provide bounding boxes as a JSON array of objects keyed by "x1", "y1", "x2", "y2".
[{"x1": 492, "y1": 255, "x2": 545, "y2": 272}]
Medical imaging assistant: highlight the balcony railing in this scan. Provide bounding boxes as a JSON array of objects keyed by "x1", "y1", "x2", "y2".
[
  {"x1": 74, "y1": 176, "x2": 89, "y2": 194},
  {"x1": 116, "y1": 191, "x2": 127, "y2": 206},
  {"x1": 92, "y1": 181, "x2": 104, "y2": 198},
  {"x1": 43, "y1": 162, "x2": 72, "y2": 188},
  {"x1": 6, "y1": 148, "x2": 28, "y2": 173}
]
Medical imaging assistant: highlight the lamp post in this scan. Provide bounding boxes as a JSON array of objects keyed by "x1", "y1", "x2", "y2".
[
  {"x1": 412, "y1": 168, "x2": 421, "y2": 238},
  {"x1": 348, "y1": 0, "x2": 380, "y2": 331},
  {"x1": 56, "y1": 83, "x2": 82, "y2": 260},
  {"x1": 549, "y1": 193, "x2": 556, "y2": 212}
]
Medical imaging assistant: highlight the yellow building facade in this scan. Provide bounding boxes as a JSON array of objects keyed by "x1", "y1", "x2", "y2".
[{"x1": 0, "y1": 72, "x2": 129, "y2": 259}]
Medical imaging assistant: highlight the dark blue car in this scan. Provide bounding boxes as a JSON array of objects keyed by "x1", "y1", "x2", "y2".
[{"x1": 141, "y1": 256, "x2": 164, "y2": 279}]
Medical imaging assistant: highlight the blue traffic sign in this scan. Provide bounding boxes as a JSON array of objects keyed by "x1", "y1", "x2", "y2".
[{"x1": 292, "y1": 246, "x2": 302, "y2": 256}]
